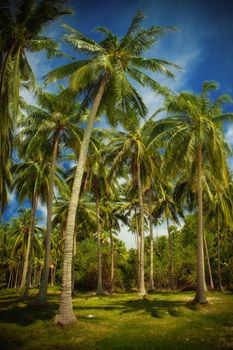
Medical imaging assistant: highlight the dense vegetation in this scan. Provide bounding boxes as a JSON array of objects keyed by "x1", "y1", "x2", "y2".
[{"x1": 0, "y1": 0, "x2": 233, "y2": 334}]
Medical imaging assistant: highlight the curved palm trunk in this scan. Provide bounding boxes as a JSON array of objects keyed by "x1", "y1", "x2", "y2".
[
  {"x1": 217, "y1": 207, "x2": 223, "y2": 292},
  {"x1": 194, "y1": 144, "x2": 207, "y2": 304},
  {"x1": 148, "y1": 187, "x2": 155, "y2": 291},
  {"x1": 54, "y1": 75, "x2": 108, "y2": 326},
  {"x1": 137, "y1": 160, "x2": 146, "y2": 295},
  {"x1": 204, "y1": 232, "x2": 214, "y2": 290},
  {"x1": 96, "y1": 194, "x2": 103, "y2": 295},
  {"x1": 38, "y1": 136, "x2": 59, "y2": 303},
  {"x1": 110, "y1": 226, "x2": 114, "y2": 294},
  {"x1": 22, "y1": 195, "x2": 38, "y2": 299},
  {"x1": 166, "y1": 217, "x2": 174, "y2": 290}
]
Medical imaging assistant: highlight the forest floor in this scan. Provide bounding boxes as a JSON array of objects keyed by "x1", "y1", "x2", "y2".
[{"x1": 0, "y1": 288, "x2": 232, "y2": 350}]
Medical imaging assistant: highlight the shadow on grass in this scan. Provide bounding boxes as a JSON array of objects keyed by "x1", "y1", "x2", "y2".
[
  {"x1": 72, "y1": 297, "x2": 196, "y2": 319},
  {"x1": 0, "y1": 300, "x2": 57, "y2": 326}
]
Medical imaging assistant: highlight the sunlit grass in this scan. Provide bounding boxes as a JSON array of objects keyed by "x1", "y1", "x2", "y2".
[{"x1": 0, "y1": 288, "x2": 232, "y2": 349}]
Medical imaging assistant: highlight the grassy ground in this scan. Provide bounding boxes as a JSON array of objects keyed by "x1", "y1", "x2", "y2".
[{"x1": 0, "y1": 288, "x2": 233, "y2": 350}]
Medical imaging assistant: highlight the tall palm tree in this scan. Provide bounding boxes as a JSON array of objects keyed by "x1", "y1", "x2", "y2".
[
  {"x1": 20, "y1": 89, "x2": 82, "y2": 303},
  {"x1": 46, "y1": 11, "x2": 179, "y2": 325},
  {"x1": 12, "y1": 156, "x2": 49, "y2": 296},
  {"x1": 154, "y1": 181, "x2": 183, "y2": 289},
  {"x1": 108, "y1": 119, "x2": 160, "y2": 294},
  {"x1": 0, "y1": 0, "x2": 72, "y2": 210},
  {"x1": 156, "y1": 81, "x2": 232, "y2": 303},
  {"x1": 10, "y1": 209, "x2": 43, "y2": 291},
  {"x1": 206, "y1": 183, "x2": 233, "y2": 291}
]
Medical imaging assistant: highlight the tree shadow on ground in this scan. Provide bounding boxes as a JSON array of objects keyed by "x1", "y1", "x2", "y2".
[
  {"x1": 72, "y1": 296, "x2": 196, "y2": 319},
  {"x1": 0, "y1": 301, "x2": 57, "y2": 326}
]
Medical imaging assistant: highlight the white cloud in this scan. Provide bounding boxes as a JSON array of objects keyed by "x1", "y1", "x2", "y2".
[
  {"x1": 225, "y1": 125, "x2": 233, "y2": 145},
  {"x1": 118, "y1": 219, "x2": 184, "y2": 249},
  {"x1": 37, "y1": 200, "x2": 47, "y2": 225},
  {"x1": 8, "y1": 190, "x2": 16, "y2": 204}
]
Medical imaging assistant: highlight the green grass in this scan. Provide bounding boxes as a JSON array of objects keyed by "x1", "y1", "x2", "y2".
[{"x1": 0, "y1": 288, "x2": 233, "y2": 350}]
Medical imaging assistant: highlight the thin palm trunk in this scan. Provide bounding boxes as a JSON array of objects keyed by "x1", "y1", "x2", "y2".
[
  {"x1": 194, "y1": 144, "x2": 207, "y2": 303},
  {"x1": 14, "y1": 258, "x2": 20, "y2": 288},
  {"x1": 54, "y1": 75, "x2": 108, "y2": 325},
  {"x1": 7, "y1": 269, "x2": 13, "y2": 289},
  {"x1": 166, "y1": 217, "x2": 174, "y2": 289},
  {"x1": 22, "y1": 195, "x2": 38, "y2": 299},
  {"x1": 148, "y1": 187, "x2": 155, "y2": 291},
  {"x1": 72, "y1": 233, "x2": 77, "y2": 296},
  {"x1": 38, "y1": 136, "x2": 59, "y2": 303},
  {"x1": 110, "y1": 226, "x2": 114, "y2": 294},
  {"x1": 135, "y1": 208, "x2": 141, "y2": 290},
  {"x1": 217, "y1": 207, "x2": 223, "y2": 292},
  {"x1": 137, "y1": 160, "x2": 146, "y2": 295},
  {"x1": 20, "y1": 198, "x2": 37, "y2": 289},
  {"x1": 204, "y1": 232, "x2": 214, "y2": 290},
  {"x1": 96, "y1": 194, "x2": 103, "y2": 295},
  {"x1": 50, "y1": 266, "x2": 54, "y2": 286}
]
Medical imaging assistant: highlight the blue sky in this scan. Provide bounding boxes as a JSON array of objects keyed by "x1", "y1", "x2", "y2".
[{"x1": 3, "y1": 0, "x2": 233, "y2": 247}]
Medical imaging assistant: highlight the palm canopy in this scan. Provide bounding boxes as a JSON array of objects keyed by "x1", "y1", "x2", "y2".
[
  {"x1": 10, "y1": 209, "x2": 43, "y2": 261},
  {"x1": 45, "y1": 11, "x2": 180, "y2": 125},
  {"x1": 17, "y1": 88, "x2": 82, "y2": 158},
  {"x1": 154, "y1": 81, "x2": 232, "y2": 182},
  {"x1": 12, "y1": 155, "x2": 65, "y2": 205},
  {"x1": 0, "y1": 0, "x2": 73, "y2": 211},
  {"x1": 107, "y1": 118, "x2": 162, "y2": 188}
]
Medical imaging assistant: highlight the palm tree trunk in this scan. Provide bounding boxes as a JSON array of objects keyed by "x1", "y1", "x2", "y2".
[
  {"x1": 204, "y1": 232, "x2": 214, "y2": 290},
  {"x1": 166, "y1": 217, "x2": 174, "y2": 289},
  {"x1": 194, "y1": 143, "x2": 207, "y2": 304},
  {"x1": 22, "y1": 195, "x2": 38, "y2": 299},
  {"x1": 72, "y1": 233, "x2": 76, "y2": 296},
  {"x1": 148, "y1": 187, "x2": 155, "y2": 291},
  {"x1": 54, "y1": 75, "x2": 108, "y2": 325},
  {"x1": 217, "y1": 207, "x2": 223, "y2": 292},
  {"x1": 14, "y1": 258, "x2": 20, "y2": 289},
  {"x1": 7, "y1": 269, "x2": 13, "y2": 289},
  {"x1": 134, "y1": 208, "x2": 141, "y2": 290},
  {"x1": 38, "y1": 136, "x2": 59, "y2": 303},
  {"x1": 96, "y1": 194, "x2": 103, "y2": 295},
  {"x1": 20, "y1": 197, "x2": 37, "y2": 289},
  {"x1": 137, "y1": 160, "x2": 146, "y2": 295},
  {"x1": 110, "y1": 226, "x2": 114, "y2": 294}
]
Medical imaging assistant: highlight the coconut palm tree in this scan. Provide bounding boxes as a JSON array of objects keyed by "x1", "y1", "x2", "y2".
[
  {"x1": 108, "y1": 119, "x2": 160, "y2": 294},
  {"x1": 206, "y1": 182, "x2": 233, "y2": 291},
  {"x1": 100, "y1": 196, "x2": 129, "y2": 293},
  {"x1": 10, "y1": 209, "x2": 43, "y2": 291},
  {"x1": 153, "y1": 181, "x2": 183, "y2": 289},
  {"x1": 12, "y1": 156, "x2": 50, "y2": 297},
  {"x1": 19, "y1": 89, "x2": 82, "y2": 303},
  {"x1": 156, "y1": 81, "x2": 232, "y2": 303},
  {"x1": 46, "y1": 11, "x2": 179, "y2": 325},
  {"x1": 0, "y1": 0, "x2": 72, "y2": 210}
]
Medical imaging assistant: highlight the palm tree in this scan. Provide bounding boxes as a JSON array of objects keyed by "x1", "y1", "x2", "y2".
[
  {"x1": 154, "y1": 181, "x2": 183, "y2": 289},
  {"x1": 206, "y1": 183, "x2": 233, "y2": 291},
  {"x1": 12, "y1": 156, "x2": 49, "y2": 297},
  {"x1": 100, "y1": 196, "x2": 128, "y2": 293},
  {"x1": 157, "y1": 81, "x2": 232, "y2": 303},
  {"x1": 0, "y1": 0, "x2": 72, "y2": 210},
  {"x1": 46, "y1": 11, "x2": 179, "y2": 325},
  {"x1": 108, "y1": 119, "x2": 160, "y2": 294},
  {"x1": 10, "y1": 209, "x2": 43, "y2": 291},
  {"x1": 20, "y1": 89, "x2": 82, "y2": 303}
]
